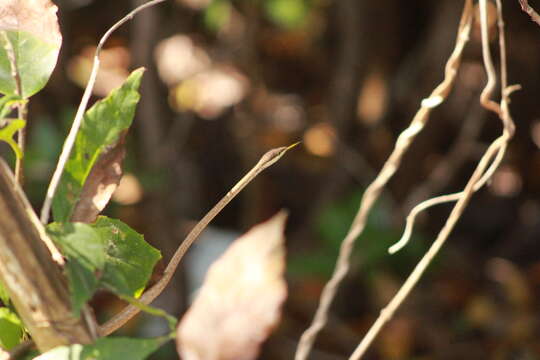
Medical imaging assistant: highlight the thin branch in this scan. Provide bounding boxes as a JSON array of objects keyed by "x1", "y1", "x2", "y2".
[
  {"x1": 349, "y1": 137, "x2": 508, "y2": 360},
  {"x1": 388, "y1": 139, "x2": 505, "y2": 254},
  {"x1": 518, "y1": 0, "x2": 540, "y2": 27},
  {"x1": 403, "y1": 101, "x2": 486, "y2": 211},
  {"x1": 349, "y1": 0, "x2": 517, "y2": 358},
  {"x1": 98, "y1": 144, "x2": 298, "y2": 336},
  {"x1": 14, "y1": 102, "x2": 27, "y2": 185},
  {"x1": 479, "y1": 2, "x2": 502, "y2": 117},
  {"x1": 293, "y1": 2, "x2": 474, "y2": 359},
  {"x1": 39, "y1": 0, "x2": 167, "y2": 225},
  {"x1": 390, "y1": 0, "x2": 520, "y2": 255},
  {"x1": 2, "y1": 29, "x2": 29, "y2": 185},
  {"x1": 0, "y1": 160, "x2": 94, "y2": 351}
]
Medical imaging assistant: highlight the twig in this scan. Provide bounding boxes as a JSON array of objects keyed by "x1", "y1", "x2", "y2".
[
  {"x1": 14, "y1": 103, "x2": 27, "y2": 185},
  {"x1": 390, "y1": 0, "x2": 520, "y2": 255},
  {"x1": 0, "y1": 160, "x2": 94, "y2": 350},
  {"x1": 349, "y1": 0, "x2": 517, "y2": 358},
  {"x1": 388, "y1": 139, "x2": 505, "y2": 254},
  {"x1": 98, "y1": 144, "x2": 298, "y2": 336},
  {"x1": 350, "y1": 138, "x2": 507, "y2": 360},
  {"x1": 39, "y1": 0, "x2": 167, "y2": 225},
  {"x1": 403, "y1": 101, "x2": 486, "y2": 211},
  {"x1": 518, "y1": 0, "x2": 540, "y2": 27},
  {"x1": 293, "y1": 2, "x2": 474, "y2": 359},
  {"x1": 2, "y1": 29, "x2": 29, "y2": 185}
]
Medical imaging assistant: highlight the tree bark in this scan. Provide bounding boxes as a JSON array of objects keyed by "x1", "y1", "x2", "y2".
[{"x1": 0, "y1": 160, "x2": 94, "y2": 352}]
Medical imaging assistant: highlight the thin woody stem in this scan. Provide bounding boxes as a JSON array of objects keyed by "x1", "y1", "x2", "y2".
[
  {"x1": 14, "y1": 102, "x2": 27, "y2": 185},
  {"x1": 349, "y1": 0, "x2": 516, "y2": 358},
  {"x1": 294, "y1": 2, "x2": 474, "y2": 358},
  {"x1": 40, "y1": 0, "x2": 167, "y2": 225}
]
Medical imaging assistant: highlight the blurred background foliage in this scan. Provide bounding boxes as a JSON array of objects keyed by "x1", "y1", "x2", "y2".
[{"x1": 2, "y1": 0, "x2": 540, "y2": 358}]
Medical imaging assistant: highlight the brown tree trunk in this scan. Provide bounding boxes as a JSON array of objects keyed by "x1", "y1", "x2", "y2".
[{"x1": 0, "y1": 160, "x2": 94, "y2": 352}]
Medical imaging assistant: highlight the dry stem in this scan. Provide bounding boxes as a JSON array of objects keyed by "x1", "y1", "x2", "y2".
[
  {"x1": 389, "y1": 140, "x2": 505, "y2": 254},
  {"x1": 518, "y1": 0, "x2": 540, "y2": 27},
  {"x1": 3, "y1": 28, "x2": 29, "y2": 185},
  {"x1": 390, "y1": 0, "x2": 519, "y2": 255},
  {"x1": 349, "y1": 0, "x2": 517, "y2": 358},
  {"x1": 403, "y1": 101, "x2": 486, "y2": 211},
  {"x1": 39, "y1": 0, "x2": 167, "y2": 225},
  {"x1": 293, "y1": 2, "x2": 474, "y2": 359},
  {"x1": 14, "y1": 102, "x2": 27, "y2": 185}
]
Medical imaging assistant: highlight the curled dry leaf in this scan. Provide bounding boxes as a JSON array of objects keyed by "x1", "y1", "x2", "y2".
[
  {"x1": 52, "y1": 69, "x2": 144, "y2": 223},
  {"x1": 177, "y1": 211, "x2": 288, "y2": 360},
  {"x1": 70, "y1": 134, "x2": 127, "y2": 223}
]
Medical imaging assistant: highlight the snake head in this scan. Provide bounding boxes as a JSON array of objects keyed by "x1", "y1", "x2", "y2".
[{"x1": 258, "y1": 142, "x2": 300, "y2": 171}]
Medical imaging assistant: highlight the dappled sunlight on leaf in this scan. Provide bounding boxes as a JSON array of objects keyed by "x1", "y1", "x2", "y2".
[{"x1": 176, "y1": 211, "x2": 288, "y2": 360}]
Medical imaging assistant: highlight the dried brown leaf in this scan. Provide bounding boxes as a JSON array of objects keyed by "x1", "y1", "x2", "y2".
[
  {"x1": 0, "y1": 0, "x2": 61, "y2": 46},
  {"x1": 70, "y1": 135, "x2": 127, "y2": 223},
  {"x1": 176, "y1": 211, "x2": 288, "y2": 360}
]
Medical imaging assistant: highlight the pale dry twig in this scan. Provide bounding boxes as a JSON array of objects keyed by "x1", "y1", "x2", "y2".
[
  {"x1": 294, "y1": 2, "x2": 474, "y2": 359},
  {"x1": 518, "y1": 0, "x2": 540, "y2": 27},
  {"x1": 40, "y1": 0, "x2": 167, "y2": 225},
  {"x1": 349, "y1": 0, "x2": 517, "y2": 358},
  {"x1": 389, "y1": 0, "x2": 519, "y2": 255}
]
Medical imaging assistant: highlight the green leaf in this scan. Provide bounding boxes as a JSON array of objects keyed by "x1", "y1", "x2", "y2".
[
  {"x1": 0, "y1": 118, "x2": 25, "y2": 159},
  {"x1": 0, "y1": 307, "x2": 24, "y2": 350},
  {"x1": 36, "y1": 336, "x2": 169, "y2": 360},
  {"x1": 52, "y1": 68, "x2": 145, "y2": 223},
  {"x1": 289, "y1": 189, "x2": 427, "y2": 279},
  {"x1": 0, "y1": 30, "x2": 60, "y2": 98},
  {"x1": 93, "y1": 217, "x2": 161, "y2": 298},
  {"x1": 0, "y1": 94, "x2": 25, "y2": 118},
  {"x1": 46, "y1": 217, "x2": 160, "y2": 317},
  {"x1": 204, "y1": 0, "x2": 232, "y2": 32},
  {"x1": 264, "y1": 0, "x2": 309, "y2": 29},
  {"x1": 46, "y1": 222, "x2": 106, "y2": 316},
  {"x1": 0, "y1": 279, "x2": 9, "y2": 306}
]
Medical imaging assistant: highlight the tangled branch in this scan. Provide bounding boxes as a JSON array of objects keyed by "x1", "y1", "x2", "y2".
[{"x1": 349, "y1": 0, "x2": 518, "y2": 358}]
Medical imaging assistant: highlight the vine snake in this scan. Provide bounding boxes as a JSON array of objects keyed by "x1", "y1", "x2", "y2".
[{"x1": 99, "y1": 142, "x2": 298, "y2": 336}]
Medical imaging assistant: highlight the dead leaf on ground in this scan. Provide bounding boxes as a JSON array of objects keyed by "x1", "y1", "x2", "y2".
[
  {"x1": 176, "y1": 211, "x2": 288, "y2": 360},
  {"x1": 70, "y1": 134, "x2": 127, "y2": 223}
]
